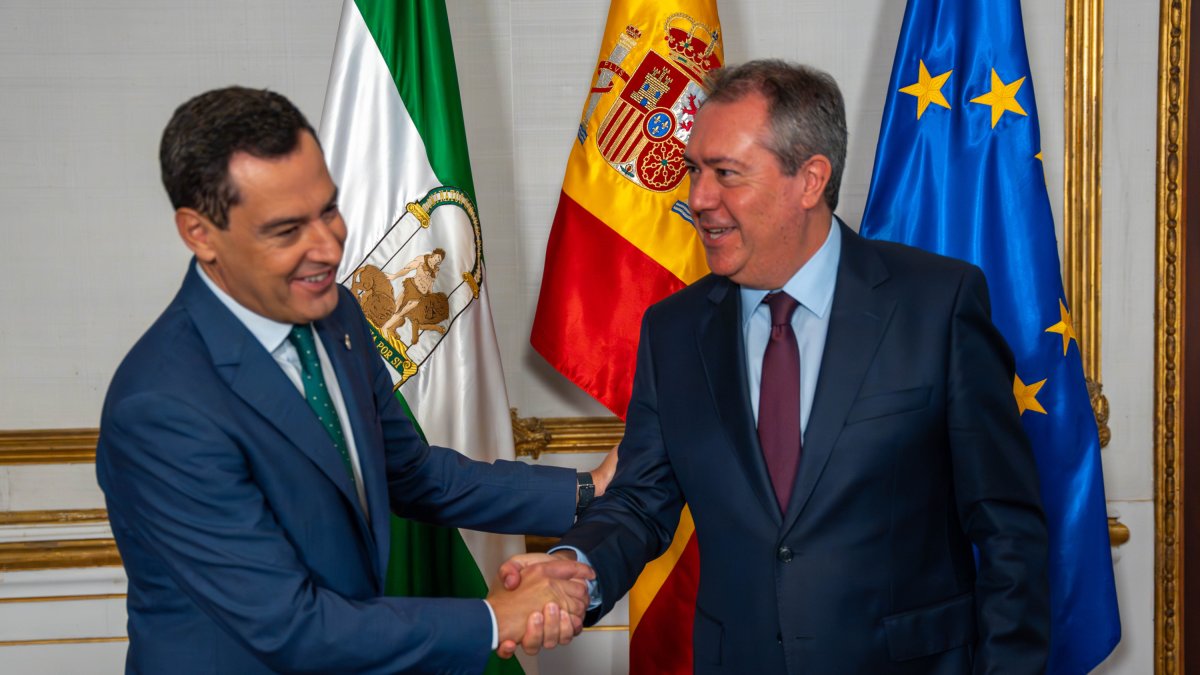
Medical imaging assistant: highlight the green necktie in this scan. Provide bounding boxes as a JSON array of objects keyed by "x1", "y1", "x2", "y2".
[{"x1": 288, "y1": 325, "x2": 356, "y2": 485}]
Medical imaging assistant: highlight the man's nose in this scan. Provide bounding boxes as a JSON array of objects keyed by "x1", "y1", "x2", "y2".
[
  {"x1": 307, "y1": 219, "x2": 344, "y2": 263},
  {"x1": 687, "y1": 171, "x2": 717, "y2": 213}
]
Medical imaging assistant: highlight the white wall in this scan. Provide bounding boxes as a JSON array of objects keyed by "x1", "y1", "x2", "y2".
[
  {"x1": 0, "y1": 0, "x2": 1159, "y2": 673},
  {"x1": 1092, "y1": 0, "x2": 1161, "y2": 671}
]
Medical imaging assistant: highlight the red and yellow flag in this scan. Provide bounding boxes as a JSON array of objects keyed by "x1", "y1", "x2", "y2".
[{"x1": 530, "y1": 1, "x2": 723, "y2": 672}]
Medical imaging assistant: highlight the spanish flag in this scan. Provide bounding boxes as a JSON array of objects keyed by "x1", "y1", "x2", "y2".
[{"x1": 530, "y1": 1, "x2": 723, "y2": 672}]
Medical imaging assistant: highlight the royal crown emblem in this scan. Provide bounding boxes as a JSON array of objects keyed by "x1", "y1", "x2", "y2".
[{"x1": 580, "y1": 13, "x2": 722, "y2": 192}]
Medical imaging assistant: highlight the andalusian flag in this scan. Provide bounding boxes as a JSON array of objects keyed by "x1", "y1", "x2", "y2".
[
  {"x1": 320, "y1": 2, "x2": 522, "y2": 672},
  {"x1": 531, "y1": 1, "x2": 723, "y2": 672},
  {"x1": 860, "y1": 0, "x2": 1120, "y2": 671}
]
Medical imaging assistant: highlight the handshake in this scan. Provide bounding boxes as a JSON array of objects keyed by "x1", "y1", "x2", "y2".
[
  {"x1": 486, "y1": 551, "x2": 594, "y2": 659},
  {"x1": 485, "y1": 444, "x2": 618, "y2": 658}
]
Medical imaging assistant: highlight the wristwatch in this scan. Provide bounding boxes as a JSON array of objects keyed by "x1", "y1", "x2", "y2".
[{"x1": 576, "y1": 471, "x2": 595, "y2": 515}]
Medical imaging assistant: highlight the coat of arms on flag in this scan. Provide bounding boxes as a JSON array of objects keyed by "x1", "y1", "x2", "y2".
[
  {"x1": 347, "y1": 187, "x2": 483, "y2": 386},
  {"x1": 584, "y1": 14, "x2": 721, "y2": 192}
]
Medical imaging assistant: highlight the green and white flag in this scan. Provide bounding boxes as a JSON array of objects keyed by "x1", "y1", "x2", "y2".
[{"x1": 320, "y1": 2, "x2": 523, "y2": 672}]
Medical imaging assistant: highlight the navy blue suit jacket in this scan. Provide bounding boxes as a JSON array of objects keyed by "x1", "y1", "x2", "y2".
[
  {"x1": 97, "y1": 263, "x2": 576, "y2": 674},
  {"x1": 559, "y1": 224, "x2": 1050, "y2": 674}
]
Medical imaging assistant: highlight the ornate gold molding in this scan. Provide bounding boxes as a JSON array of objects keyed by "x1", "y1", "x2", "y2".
[
  {"x1": 0, "y1": 637, "x2": 127, "y2": 647},
  {"x1": 0, "y1": 417, "x2": 618, "y2": 464},
  {"x1": 1155, "y1": 0, "x2": 1189, "y2": 672},
  {"x1": 0, "y1": 593, "x2": 128, "y2": 649},
  {"x1": 1087, "y1": 379, "x2": 1112, "y2": 447},
  {"x1": 0, "y1": 508, "x2": 120, "y2": 571},
  {"x1": 0, "y1": 429, "x2": 97, "y2": 464},
  {"x1": 0, "y1": 593, "x2": 125, "y2": 605},
  {"x1": 1108, "y1": 516, "x2": 1130, "y2": 547},
  {"x1": 0, "y1": 539, "x2": 121, "y2": 572},
  {"x1": 511, "y1": 411, "x2": 623, "y2": 460},
  {"x1": 1064, "y1": 0, "x2": 1112, "y2": 447},
  {"x1": 1064, "y1": 0, "x2": 1105, "y2": 381},
  {"x1": 0, "y1": 509, "x2": 108, "y2": 526}
]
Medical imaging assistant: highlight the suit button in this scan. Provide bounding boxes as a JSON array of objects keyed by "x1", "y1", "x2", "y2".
[{"x1": 777, "y1": 546, "x2": 793, "y2": 563}]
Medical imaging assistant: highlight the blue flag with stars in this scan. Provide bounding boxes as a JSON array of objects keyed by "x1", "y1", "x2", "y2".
[{"x1": 860, "y1": 0, "x2": 1120, "y2": 672}]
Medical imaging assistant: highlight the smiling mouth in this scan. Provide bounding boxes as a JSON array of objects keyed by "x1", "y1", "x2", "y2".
[
  {"x1": 699, "y1": 224, "x2": 736, "y2": 242},
  {"x1": 293, "y1": 270, "x2": 335, "y2": 290}
]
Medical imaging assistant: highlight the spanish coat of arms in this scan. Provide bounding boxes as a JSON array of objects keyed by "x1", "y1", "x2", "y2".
[{"x1": 582, "y1": 13, "x2": 722, "y2": 192}]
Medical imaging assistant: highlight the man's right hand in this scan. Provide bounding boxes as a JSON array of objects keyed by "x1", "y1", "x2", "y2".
[
  {"x1": 498, "y1": 550, "x2": 580, "y2": 591},
  {"x1": 486, "y1": 555, "x2": 593, "y2": 657}
]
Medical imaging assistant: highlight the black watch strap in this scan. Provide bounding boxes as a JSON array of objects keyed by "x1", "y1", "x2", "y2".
[{"x1": 576, "y1": 471, "x2": 595, "y2": 515}]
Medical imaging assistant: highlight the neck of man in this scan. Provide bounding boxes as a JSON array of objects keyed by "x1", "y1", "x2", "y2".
[
  {"x1": 197, "y1": 259, "x2": 233, "y2": 298},
  {"x1": 765, "y1": 206, "x2": 834, "y2": 290}
]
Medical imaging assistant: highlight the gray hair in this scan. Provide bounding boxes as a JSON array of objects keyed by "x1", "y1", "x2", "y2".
[{"x1": 704, "y1": 60, "x2": 848, "y2": 211}]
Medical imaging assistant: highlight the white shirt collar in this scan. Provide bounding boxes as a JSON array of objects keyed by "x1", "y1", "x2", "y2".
[{"x1": 196, "y1": 262, "x2": 295, "y2": 354}]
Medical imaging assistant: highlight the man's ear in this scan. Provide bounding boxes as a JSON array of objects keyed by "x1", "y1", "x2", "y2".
[
  {"x1": 797, "y1": 154, "x2": 833, "y2": 210},
  {"x1": 175, "y1": 208, "x2": 218, "y2": 263}
]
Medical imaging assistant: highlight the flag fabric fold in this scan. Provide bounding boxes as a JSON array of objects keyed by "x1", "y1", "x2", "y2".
[
  {"x1": 531, "y1": 1, "x2": 723, "y2": 672},
  {"x1": 320, "y1": 2, "x2": 522, "y2": 673},
  {"x1": 860, "y1": 1, "x2": 1120, "y2": 672},
  {"x1": 533, "y1": 0, "x2": 722, "y2": 417}
]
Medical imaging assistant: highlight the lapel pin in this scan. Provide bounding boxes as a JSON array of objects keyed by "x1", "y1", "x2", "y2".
[{"x1": 344, "y1": 334, "x2": 352, "y2": 350}]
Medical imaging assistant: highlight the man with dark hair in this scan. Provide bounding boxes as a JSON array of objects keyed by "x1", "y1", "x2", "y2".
[
  {"x1": 506, "y1": 60, "x2": 1050, "y2": 673},
  {"x1": 97, "y1": 86, "x2": 607, "y2": 674}
]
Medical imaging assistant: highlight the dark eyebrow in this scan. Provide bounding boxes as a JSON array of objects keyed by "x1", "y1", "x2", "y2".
[{"x1": 256, "y1": 187, "x2": 339, "y2": 234}]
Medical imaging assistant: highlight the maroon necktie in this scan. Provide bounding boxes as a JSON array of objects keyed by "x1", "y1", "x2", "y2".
[{"x1": 758, "y1": 292, "x2": 802, "y2": 512}]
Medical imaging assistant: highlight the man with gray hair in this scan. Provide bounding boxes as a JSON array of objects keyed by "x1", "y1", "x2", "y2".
[{"x1": 505, "y1": 60, "x2": 1050, "y2": 673}]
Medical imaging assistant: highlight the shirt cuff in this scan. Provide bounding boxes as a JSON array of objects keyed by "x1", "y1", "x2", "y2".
[
  {"x1": 549, "y1": 545, "x2": 602, "y2": 610},
  {"x1": 482, "y1": 599, "x2": 499, "y2": 650}
]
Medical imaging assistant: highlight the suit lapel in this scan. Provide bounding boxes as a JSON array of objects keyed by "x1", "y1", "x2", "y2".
[
  {"x1": 314, "y1": 312, "x2": 389, "y2": 579},
  {"x1": 181, "y1": 266, "x2": 377, "y2": 556},
  {"x1": 782, "y1": 225, "x2": 894, "y2": 532},
  {"x1": 697, "y1": 278, "x2": 782, "y2": 524}
]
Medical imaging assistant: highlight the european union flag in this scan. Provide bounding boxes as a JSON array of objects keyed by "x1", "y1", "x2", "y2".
[{"x1": 860, "y1": 1, "x2": 1120, "y2": 672}]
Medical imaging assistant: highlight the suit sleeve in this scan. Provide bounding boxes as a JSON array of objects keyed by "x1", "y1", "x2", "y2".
[
  {"x1": 947, "y1": 266, "x2": 1051, "y2": 674},
  {"x1": 100, "y1": 391, "x2": 494, "y2": 674},
  {"x1": 557, "y1": 307, "x2": 686, "y2": 621},
  {"x1": 348, "y1": 300, "x2": 578, "y2": 537}
]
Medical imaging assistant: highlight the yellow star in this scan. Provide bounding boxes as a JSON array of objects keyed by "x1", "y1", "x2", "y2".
[
  {"x1": 898, "y1": 60, "x2": 953, "y2": 119},
  {"x1": 1035, "y1": 151, "x2": 1043, "y2": 161},
  {"x1": 1013, "y1": 374, "x2": 1048, "y2": 415},
  {"x1": 1045, "y1": 299, "x2": 1078, "y2": 355},
  {"x1": 969, "y1": 69, "x2": 1028, "y2": 128}
]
